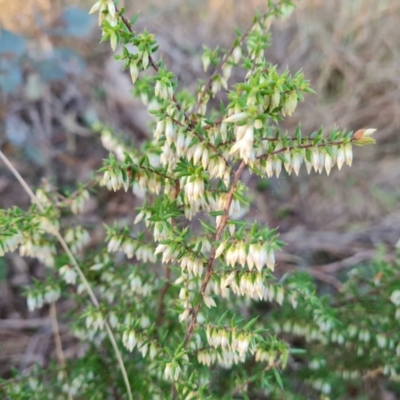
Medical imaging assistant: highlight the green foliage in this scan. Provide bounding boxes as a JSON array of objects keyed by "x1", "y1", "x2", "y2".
[{"x1": 1, "y1": 1, "x2": 393, "y2": 400}]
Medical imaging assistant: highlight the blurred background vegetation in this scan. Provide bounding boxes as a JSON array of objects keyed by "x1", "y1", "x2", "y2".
[{"x1": 0, "y1": 0, "x2": 399, "y2": 393}]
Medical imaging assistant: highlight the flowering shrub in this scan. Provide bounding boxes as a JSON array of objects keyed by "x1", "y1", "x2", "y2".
[{"x1": 3, "y1": 1, "x2": 399, "y2": 400}]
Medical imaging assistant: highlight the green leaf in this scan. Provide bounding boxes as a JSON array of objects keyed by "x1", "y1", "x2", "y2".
[
  {"x1": 243, "y1": 316, "x2": 259, "y2": 330},
  {"x1": 209, "y1": 211, "x2": 226, "y2": 217},
  {"x1": 295, "y1": 125, "x2": 301, "y2": 143},
  {"x1": 289, "y1": 348, "x2": 306, "y2": 354},
  {"x1": 131, "y1": 12, "x2": 140, "y2": 25},
  {"x1": 273, "y1": 369, "x2": 283, "y2": 389},
  {"x1": 199, "y1": 219, "x2": 217, "y2": 234}
]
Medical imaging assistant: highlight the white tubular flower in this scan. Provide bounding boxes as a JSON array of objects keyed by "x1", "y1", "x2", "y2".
[
  {"x1": 311, "y1": 147, "x2": 319, "y2": 172},
  {"x1": 273, "y1": 156, "x2": 282, "y2": 177},
  {"x1": 270, "y1": 88, "x2": 281, "y2": 111},
  {"x1": 305, "y1": 159, "x2": 312, "y2": 175},
  {"x1": 141, "y1": 51, "x2": 149, "y2": 69},
  {"x1": 215, "y1": 242, "x2": 226, "y2": 258},
  {"x1": 222, "y1": 63, "x2": 233, "y2": 81},
  {"x1": 336, "y1": 146, "x2": 345, "y2": 170},
  {"x1": 201, "y1": 147, "x2": 209, "y2": 170},
  {"x1": 122, "y1": 329, "x2": 137, "y2": 352},
  {"x1": 292, "y1": 151, "x2": 303, "y2": 176},
  {"x1": 344, "y1": 142, "x2": 353, "y2": 166},
  {"x1": 59, "y1": 265, "x2": 77, "y2": 285},
  {"x1": 154, "y1": 119, "x2": 165, "y2": 140},
  {"x1": 202, "y1": 53, "x2": 210, "y2": 72},
  {"x1": 203, "y1": 295, "x2": 216, "y2": 308},
  {"x1": 223, "y1": 112, "x2": 248, "y2": 123},
  {"x1": 165, "y1": 118, "x2": 175, "y2": 145},
  {"x1": 318, "y1": 149, "x2": 325, "y2": 174},
  {"x1": 129, "y1": 60, "x2": 139, "y2": 84},
  {"x1": 283, "y1": 149, "x2": 292, "y2": 174},
  {"x1": 265, "y1": 158, "x2": 274, "y2": 177},
  {"x1": 238, "y1": 242, "x2": 247, "y2": 267},
  {"x1": 211, "y1": 78, "x2": 221, "y2": 95},
  {"x1": 89, "y1": 1, "x2": 102, "y2": 15},
  {"x1": 266, "y1": 249, "x2": 275, "y2": 271},
  {"x1": 276, "y1": 286, "x2": 284, "y2": 305},
  {"x1": 390, "y1": 290, "x2": 400, "y2": 306},
  {"x1": 232, "y1": 46, "x2": 242, "y2": 63},
  {"x1": 220, "y1": 122, "x2": 228, "y2": 141},
  {"x1": 110, "y1": 32, "x2": 117, "y2": 51},
  {"x1": 107, "y1": 0, "x2": 116, "y2": 18},
  {"x1": 179, "y1": 309, "x2": 190, "y2": 323},
  {"x1": 282, "y1": 91, "x2": 297, "y2": 117},
  {"x1": 247, "y1": 245, "x2": 255, "y2": 271},
  {"x1": 193, "y1": 143, "x2": 203, "y2": 165},
  {"x1": 324, "y1": 153, "x2": 333, "y2": 175}
]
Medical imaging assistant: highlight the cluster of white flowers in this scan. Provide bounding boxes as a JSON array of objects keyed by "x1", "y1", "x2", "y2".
[
  {"x1": 254, "y1": 347, "x2": 280, "y2": 366},
  {"x1": 308, "y1": 358, "x2": 326, "y2": 371},
  {"x1": 135, "y1": 244, "x2": 157, "y2": 263},
  {"x1": 272, "y1": 321, "x2": 329, "y2": 345},
  {"x1": 216, "y1": 240, "x2": 275, "y2": 272},
  {"x1": 340, "y1": 369, "x2": 362, "y2": 381},
  {"x1": 383, "y1": 365, "x2": 400, "y2": 380},
  {"x1": 137, "y1": 174, "x2": 162, "y2": 195},
  {"x1": 90, "y1": 0, "x2": 118, "y2": 27},
  {"x1": 65, "y1": 226, "x2": 90, "y2": 253},
  {"x1": 128, "y1": 272, "x2": 153, "y2": 296},
  {"x1": 179, "y1": 254, "x2": 204, "y2": 277},
  {"x1": 182, "y1": 177, "x2": 205, "y2": 205},
  {"x1": 164, "y1": 358, "x2": 187, "y2": 382},
  {"x1": 107, "y1": 233, "x2": 156, "y2": 263},
  {"x1": 155, "y1": 78, "x2": 174, "y2": 100},
  {"x1": 214, "y1": 272, "x2": 289, "y2": 306},
  {"x1": 62, "y1": 372, "x2": 94, "y2": 397},
  {"x1": 27, "y1": 284, "x2": 61, "y2": 311},
  {"x1": 390, "y1": 289, "x2": 400, "y2": 306},
  {"x1": 206, "y1": 325, "x2": 254, "y2": 357},
  {"x1": 307, "y1": 379, "x2": 331, "y2": 395},
  {"x1": 154, "y1": 243, "x2": 178, "y2": 263},
  {"x1": 101, "y1": 128, "x2": 161, "y2": 174},
  {"x1": 19, "y1": 235, "x2": 56, "y2": 268},
  {"x1": 122, "y1": 328, "x2": 158, "y2": 359},
  {"x1": 73, "y1": 326, "x2": 107, "y2": 347},
  {"x1": 85, "y1": 309, "x2": 105, "y2": 331},
  {"x1": 100, "y1": 166, "x2": 130, "y2": 192},
  {"x1": 197, "y1": 348, "x2": 246, "y2": 369},
  {"x1": 152, "y1": 221, "x2": 170, "y2": 241},
  {"x1": 0, "y1": 231, "x2": 22, "y2": 256},
  {"x1": 70, "y1": 189, "x2": 90, "y2": 214},
  {"x1": 264, "y1": 142, "x2": 354, "y2": 178},
  {"x1": 59, "y1": 264, "x2": 78, "y2": 285},
  {"x1": 134, "y1": 209, "x2": 152, "y2": 226},
  {"x1": 33, "y1": 215, "x2": 59, "y2": 234},
  {"x1": 215, "y1": 193, "x2": 246, "y2": 231},
  {"x1": 35, "y1": 187, "x2": 53, "y2": 207}
]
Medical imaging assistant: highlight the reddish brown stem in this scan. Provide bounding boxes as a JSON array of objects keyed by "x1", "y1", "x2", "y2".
[{"x1": 184, "y1": 161, "x2": 246, "y2": 344}]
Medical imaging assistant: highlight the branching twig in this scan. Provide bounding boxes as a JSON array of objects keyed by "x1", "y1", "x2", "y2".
[
  {"x1": 117, "y1": 7, "x2": 194, "y2": 128},
  {"x1": 193, "y1": 28, "x2": 252, "y2": 116},
  {"x1": 184, "y1": 160, "x2": 246, "y2": 344}
]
